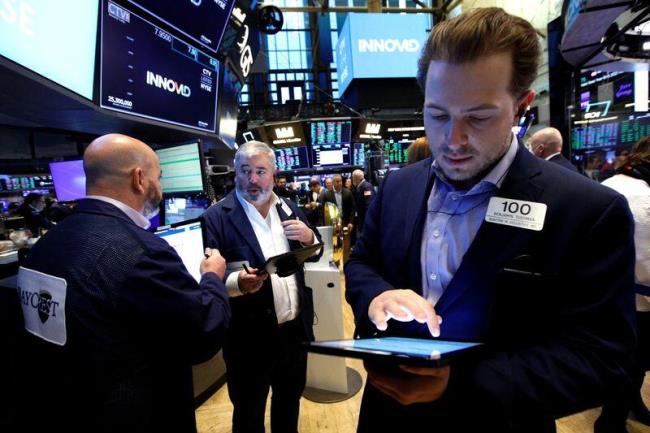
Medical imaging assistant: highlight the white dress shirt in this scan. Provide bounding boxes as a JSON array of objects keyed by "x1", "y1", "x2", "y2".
[
  {"x1": 86, "y1": 195, "x2": 150, "y2": 229},
  {"x1": 601, "y1": 174, "x2": 650, "y2": 311},
  {"x1": 228, "y1": 190, "x2": 301, "y2": 324}
]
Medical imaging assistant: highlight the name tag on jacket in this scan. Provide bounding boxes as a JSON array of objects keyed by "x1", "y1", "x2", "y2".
[{"x1": 485, "y1": 197, "x2": 547, "y2": 231}]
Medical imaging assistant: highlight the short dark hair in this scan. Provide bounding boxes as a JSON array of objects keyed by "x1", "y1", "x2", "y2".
[{"x1": 417, "y1": 7, "x2": 540, "y2": 98}]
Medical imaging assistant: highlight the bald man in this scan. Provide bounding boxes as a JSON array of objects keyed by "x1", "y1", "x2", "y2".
[
  {"x1": 530, "y1": 127, "x2": 579, "y2": 173},
  {"x1": 15, "y1": 134, "x2": 230, "y2": 433}
]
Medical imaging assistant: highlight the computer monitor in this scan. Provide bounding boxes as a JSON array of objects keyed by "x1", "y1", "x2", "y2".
[
  {"x1": 100, "y1": 1, "x2": 219, "y2": 133},
  {"x1": 163, "y1": 196, "x2": 211, "y2": 225},
  {"x1": 155, "y1": 219, "x2": 205, "y2": 283},
  {"x1": 352, "y1": 143, "x2": 366, "y2": 167},
  {"x1": 49, "y1": 160, "x2": 86, "y2": 201},
  {"x1": 275, "y1": 146, "x2": 311, "y2": 171},
  {"x1": 156, "y1": 142, "x2": 205, "y2": 194}
]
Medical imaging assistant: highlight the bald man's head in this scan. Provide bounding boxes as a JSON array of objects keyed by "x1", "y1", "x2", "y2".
[
  {"x1": 84, "y1": 133, "x2": 162, "y2": 215},
  {"x1": 530, "y1": 127, "x2": 563, "y2": 159}
]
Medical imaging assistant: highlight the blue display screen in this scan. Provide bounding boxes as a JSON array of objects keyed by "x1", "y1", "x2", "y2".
[
  {"x1": 0, "y1": 0, "x2": 99, "y2": 99},
  {"x1": 336, "y1": 13, "x2": 429, "y2": 95},
  {"x1": 127, "y1": 0, "x2": 235, "y2": 53},
  {"x1": 100, "y1": 1, "x2": 219, "y2": 132}
]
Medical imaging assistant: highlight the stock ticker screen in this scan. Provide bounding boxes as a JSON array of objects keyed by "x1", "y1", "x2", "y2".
[
  {"x1": 383, "y1": 139, "x2": 409, "y2": 164},
  {"x1": 571, "y1": 122, "x2": 619, "y2": 150},
  {"x1": 274, "y1": 146, "x2": 310, "y2": 171},
  {"x1": 127, "y1": 0, "x2": 235, "y2": 53},
  {"x1": 310, "y1": 120, "x2": 352, "y2": 146},
  {"x1": 619, "y1": 116, "x2": 650, "y2": 146},
  {"x1": 101, "y1": 1, "x2": 219, "y2": 132},
  {"x1": 309, "y1": 120, "x2": 353, "y2": 167}
]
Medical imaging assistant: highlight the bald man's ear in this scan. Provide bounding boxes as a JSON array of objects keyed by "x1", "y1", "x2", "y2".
[{"x1": 132, "y1": 167, "x2": 146, "y2": 195}]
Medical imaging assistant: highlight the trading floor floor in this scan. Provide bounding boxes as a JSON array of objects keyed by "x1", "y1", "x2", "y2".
[{"x1": 196, "y1": 272, "x2": 650, "y2": 433}]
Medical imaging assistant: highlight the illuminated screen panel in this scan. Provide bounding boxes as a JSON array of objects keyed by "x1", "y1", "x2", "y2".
[
  {"x1": 0, "y1": 0, "x2": 98, "y2": 99},
  {"x1": 619, "y1": 116, "x2": 650, "y2": 146},
  {"x1": 571, "y1": 122, "x2": 619, "y2": 150},
  {"x1": 100, "y1": 1, "x2": 219, "y2": 132},
  {"x1": 310, "y1": 120, "x2": 352, "y2": 146},
  {"x1": 274, "y1": 146, "x2": 310, "y2": 171},
  {"x1": 311, "y1": 143, "x2": 353, "y2": 168},
  {"x1": 49, "y1": 160, "x2": 86, "y2": 201},
  {"x1": 383, "y1": 139, "x2": 409, "y2": 164},
  {"x1": 127, "y1": 0, "x2": 235, "y2": 53},
  {"x1": 352, "y1": 143, "x2": 366, "y2": 166},
  {"x1": 156, "y1": 143, "x2": 205, "y2": 194}
]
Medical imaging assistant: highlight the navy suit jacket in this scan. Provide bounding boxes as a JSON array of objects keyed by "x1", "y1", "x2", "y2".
[
  {"x1": 15, "y1": 199, "x2": 230, "y2": 433},
  {"x1": 201, "y1": 191, "x2": 321, "y2": 341},
  {"x1": 345, "y1": 144, "x2": 636, "y2": 428},
  {"x1": 549, "y1": 153, "x2": 579, "y2": 173}
]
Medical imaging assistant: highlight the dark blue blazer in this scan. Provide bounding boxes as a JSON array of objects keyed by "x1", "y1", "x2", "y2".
[
  {"x1": 15, "y1": 199, "x2": 230, "y2": 433},
  {"x1": 549, "y1": 153, "x2": 579, "y2": 173},
  {"x1": 345, "y1": 144, "x2": 636, "y2": 427},
  {"x1": 202, "y1": 191, "x2": 321, "y2": 341}
]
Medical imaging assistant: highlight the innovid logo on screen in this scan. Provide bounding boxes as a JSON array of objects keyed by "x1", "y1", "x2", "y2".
[{"x1": 146, "y1": 70, "x2": 192, "y2": 97}]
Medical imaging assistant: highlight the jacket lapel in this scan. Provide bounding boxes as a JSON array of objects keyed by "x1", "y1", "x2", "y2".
[
  {"x1": 222, "y1": 192, "x2": 266, "y2": 265},
  {"x1": 435, "y1": 145, "x2": 546, "y2": 314}
]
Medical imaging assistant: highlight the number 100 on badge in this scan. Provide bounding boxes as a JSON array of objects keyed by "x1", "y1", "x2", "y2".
[{"x1": 485, "y1": 197, "x2": 547, "y2": 232}]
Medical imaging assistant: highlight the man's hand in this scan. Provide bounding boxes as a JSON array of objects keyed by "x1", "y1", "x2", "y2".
[
  {"x1": 237, "y1": 268, "x2": 268, "y2": 294},
  {"x1": 282, "y1": 219, "x2": 314, "y2": 244},
  {"x1": 368, "y1": 289, "x2": 442, "y2": 337},
  {"x1": 200, "y1": 248, "x2": 226, "y2": 279},
  {"x1": 365, "y1": 362, "x2": 450, "y2": 405}
]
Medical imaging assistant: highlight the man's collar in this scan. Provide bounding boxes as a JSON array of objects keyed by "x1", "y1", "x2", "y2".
[
  {"x1": 545, "y1": 152, "x2": 561, "y2": 161},
  {"x1": 85, "y1": 195, "x2": 150, "y2": 229}
]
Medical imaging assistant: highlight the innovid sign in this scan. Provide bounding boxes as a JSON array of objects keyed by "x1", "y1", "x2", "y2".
[{"x1": 336, "y1": 13, "x2": 429, "y2": 96}]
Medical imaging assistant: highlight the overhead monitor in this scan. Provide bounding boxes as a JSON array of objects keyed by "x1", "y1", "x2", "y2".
[
  {"x1": 571, "y1": 122, "x2": 619, "y2": 150},
  {"x1": 163, "y1": 196, "x2": 211, "y2": 225},
  {"x1": 156, "y1": 142, "x2": 205, "y2": 194},
  {"x1": 126, "y1": 0, "x2": 235, "y2": 53},
  {"x1": 49, "y1": 160, "x2": 86, "y2": 201},
  {"x1": 383, "y1": 139, "x2": 409, "y2": 165},
  {"x1": 0, "y1": 0, "x2": 99, "y2": 99},
  {"x1": 155, "y1": 219, "x2": 205, "y2": 283},
  {"x1": 274, "y1": 146, "x2": 310, "y2": 171},
  {"x1": 619, "y1": 116, "x2": 650, "y2": 146},
  {"x1": 100, "y1": 1, "x2": 219, "y2": 133},
  {"x1": 311, "y1": 142, "x2": 354, "y2": 168},
  {"x1": 310, "y1": 120, "x2": 352, "y2": 146}
]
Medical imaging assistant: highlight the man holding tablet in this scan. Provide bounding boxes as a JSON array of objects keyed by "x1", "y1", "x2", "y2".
[
  {"x1": 345, "y1": 8, "x2": 636, "y2": 432},
  {"x1": 202, "y1": 140, "x2": 321, "y2": 433}
]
